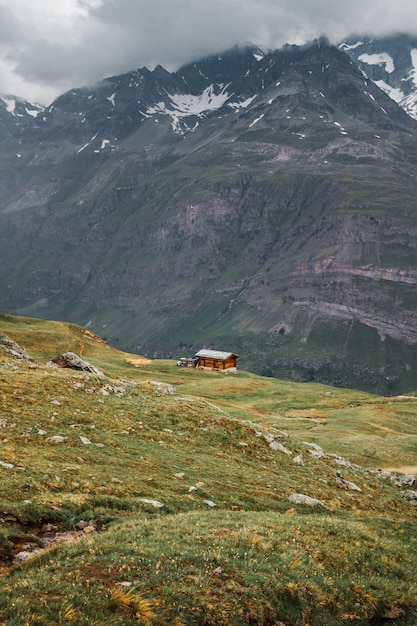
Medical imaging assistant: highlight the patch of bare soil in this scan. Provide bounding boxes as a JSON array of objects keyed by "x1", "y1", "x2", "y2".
[
  {"x1": 83, "y1": 329, "x2": 108, "y2": 345},
  {"x1": 383, "y1": 466, "x2": 417, "y2": 474},
  {"x1": 126, "y1": 357, "x2": 152, "y2": 366}
]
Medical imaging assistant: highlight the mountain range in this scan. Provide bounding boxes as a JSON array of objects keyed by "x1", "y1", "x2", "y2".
[{"x1": 1, "y1": 34, "x2": 417, "y2": 394}]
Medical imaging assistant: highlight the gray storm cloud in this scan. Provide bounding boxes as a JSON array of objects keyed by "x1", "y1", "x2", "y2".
[{"x1": 0, "y1": 0, "x2": 416, "y2": 104}]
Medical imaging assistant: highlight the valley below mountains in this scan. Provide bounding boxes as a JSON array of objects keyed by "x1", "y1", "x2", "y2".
[{"x1": 2, "y1": 36, "x2": 417, "y2": 393}]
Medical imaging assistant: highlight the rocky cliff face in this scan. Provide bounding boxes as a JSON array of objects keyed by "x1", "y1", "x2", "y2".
[{"x1": 1, "y1": 38, "x2": 417, "y2": 394}]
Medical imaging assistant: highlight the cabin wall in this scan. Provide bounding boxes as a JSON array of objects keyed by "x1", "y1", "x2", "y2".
[{"x1": 198, "y1": 357, "x2": 237, "y2": 370}]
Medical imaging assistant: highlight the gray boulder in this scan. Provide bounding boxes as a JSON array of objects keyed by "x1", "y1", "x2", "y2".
[
  {"x1": 303, "y1": 442, "x2": 325, "y2": 459},
  {"x1": 269, "y1": 441, "x2": 292, "y2": 455},
  {"x1": 401, "y1": 490, "x2": 417, "y2": 504},
  {"x1": 0, "y1": 338, "x2": 35, "y2": 362},
  {"x1": 288, "y1": 493, "x2": 324, "y2": 507},
  {"x1": 49, "y1": 352, "x2": 103, "y2": 375}
]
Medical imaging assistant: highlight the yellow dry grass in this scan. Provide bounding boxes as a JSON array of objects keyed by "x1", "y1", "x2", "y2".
[{"x1": 125, "y1": 357, "x2": 152, "y2": 366}]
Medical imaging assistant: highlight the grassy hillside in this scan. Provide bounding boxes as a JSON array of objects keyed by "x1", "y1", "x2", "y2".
[{"x1": 0, "y1": 314, "x2": 416, "y2": 625}]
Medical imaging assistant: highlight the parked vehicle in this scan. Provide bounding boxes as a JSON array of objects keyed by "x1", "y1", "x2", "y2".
[{"x1": 176, "y1": 357, "x2": 198, "y2": 367}]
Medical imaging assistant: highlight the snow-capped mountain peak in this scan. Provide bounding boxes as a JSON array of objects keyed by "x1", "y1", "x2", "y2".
[
  {"x1": 0, "y1": 94, "x2": 45, "y2": 140},
  {"x1": 145, "y1": 84, "x2": 232, "y2": 133},
  {"x1": 339, "y1": 34, "x2": 417, "y2": 120}
]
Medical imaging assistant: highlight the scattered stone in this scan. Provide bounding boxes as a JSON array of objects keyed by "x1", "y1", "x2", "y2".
[
  {"x1": 75, "y1": 520, "x2": 89, "y2": 530},
  {"x1": 188, "y1": 486, "x2": 197, "y2": 492},
  {"x1": 195, "y1": 482, "x2": 205, "y2": 488},
  {"x1": 269, "y1": 441, "x2": 292, "y2": 455},
  {"x1": 37, "y1": 429, "x2": 47, "y2": 436},
  {"x1": 45, "y1": 435, "x2": 67, "y2": 444},
  {"x1": 366, "y1": 469, "x2": 416, "y2": 488},
  {"x1": 0, "y1": 460, "x2": 14, "y2": 469},
  {"x1": 401, "y1": 490, "x2": 417, "y2": 504},
  {"x1": 303, "y1": 442, "x2": 325, "y2": 459},
  {"x1": 40, "y1": 530, "x2": 85, "y2": 548},
  {"x1": 13, "y1": 550, "x2": 42, "y2": 564},
  {"x1": 329, "y1": 454, "x2": 355, "y2": 468},
  {"x1": 212, "y1": 566, "x2": 223, "y2": 575},
  {"x1": 50, "y1": 399, "x2": 61, "y2": 406},
  {"x1": 80, "y1": 436, "x2": 92, "y2": 445},
  {"x1": 98, "y1": 384, "x2": 126, "y2": 397},
  {"x1": 116, "y1": 581, "x2": 133, "y2": 587},
  {"x1": 150, "y1": 381, "x2": 176, "y2": 396},
  {"x1": 336, "y1": 473, "x2": 362, "y2": 492},
  {"x1": 140, "y1": 498, "x2": 164, "y2": 509},
  {"x1": 204, "y1": 500, "x2": 216, "y2": 507},
  {"x1": 293, "y1": 454, "x2": 304, "y2": 466},
  {"x1": 174, "y1": 472, "x2": 186, "y2": 479},
  {"x1": 41, "y1": 523, "x2": 58, "y2": 533},
  {"x1": 288, "y1": 493, "x2": 324, "y2": 507},
  {"x1": 48, "y1": 352, "x2": 103, "y2": 375}
]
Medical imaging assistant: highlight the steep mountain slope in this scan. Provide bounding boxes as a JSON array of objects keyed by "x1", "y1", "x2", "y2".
[
  {"x1": 339, "y1": 33, "x2": 417, "y2": 120},
  {"x1": 1, "y1": 39, "x2": 417, "y2": 394}
]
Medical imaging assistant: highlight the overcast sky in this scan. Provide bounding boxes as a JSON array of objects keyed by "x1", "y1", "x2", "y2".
[{"x1": 0, "y1": 0, "x2": 416, "y2": 105}]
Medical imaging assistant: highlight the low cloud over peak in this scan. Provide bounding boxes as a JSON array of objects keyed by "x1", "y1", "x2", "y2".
[{"x1": 0, "y1": 0, "x2": 416, "y2": 104}]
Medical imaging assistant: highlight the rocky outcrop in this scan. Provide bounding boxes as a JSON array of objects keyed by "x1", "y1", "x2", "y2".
[
  {"x1": 48, "y1": 352, "x2": 103, "y2": 375},
  {"x1": 149, "y1": 381, "x2": 176, "y2": 396},
  {"x1": 0, "y1": 338, "x2": 35, "y2": 362},
  {"x1": 401, "y1": 490, "x2": 417, "y2": 504}
]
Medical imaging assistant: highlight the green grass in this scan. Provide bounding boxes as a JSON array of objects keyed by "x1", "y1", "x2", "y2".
[
  {"x1": 0, "y1": 314, "x2": 416, "y2": 624},
  {"x1": 2, "y1": 512, "x2": 416, "y2": 625}
]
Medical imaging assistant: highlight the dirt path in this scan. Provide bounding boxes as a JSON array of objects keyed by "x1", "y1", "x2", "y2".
[{"x1": 367, "y1": 422, "x2": 398, "y2": 433}]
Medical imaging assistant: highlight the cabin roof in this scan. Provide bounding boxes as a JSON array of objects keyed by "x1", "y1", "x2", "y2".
[{"x1": 195, "y1": 349, "x2": 239, "y2": 360}]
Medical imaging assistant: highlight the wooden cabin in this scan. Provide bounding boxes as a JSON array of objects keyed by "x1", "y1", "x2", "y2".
[{"x1": 195, "y1": 349, "x2": 239, "y2": 371}]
